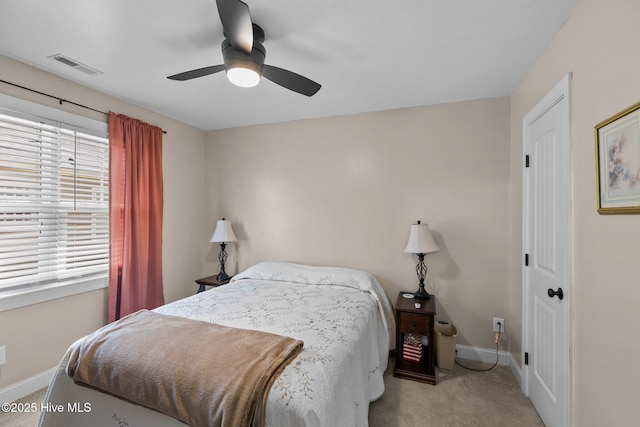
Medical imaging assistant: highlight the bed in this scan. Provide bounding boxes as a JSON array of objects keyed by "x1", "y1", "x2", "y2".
[{"x1": 39, "y1": 261, "x2": 395, "y2": 427}]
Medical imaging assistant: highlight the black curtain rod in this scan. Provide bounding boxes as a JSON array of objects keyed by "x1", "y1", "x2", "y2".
[{"x1": 0, "y1": 79, "x2": 167, "y2": 134}]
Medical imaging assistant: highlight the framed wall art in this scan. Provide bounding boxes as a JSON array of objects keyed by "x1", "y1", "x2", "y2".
[{"x1": 595, "y1": 101, "x2": 640, "y2": 214}]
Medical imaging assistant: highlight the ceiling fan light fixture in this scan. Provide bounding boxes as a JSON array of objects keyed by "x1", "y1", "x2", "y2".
[
  {"x1": 222, "y1": 38, "x2": 265, "y2": 88},
  {"x1": 168, "y1": 5, "x2": 321, "y2": 96},
  {"x1": 227, "y1": 66, "x2": 261, "y2": 87}
]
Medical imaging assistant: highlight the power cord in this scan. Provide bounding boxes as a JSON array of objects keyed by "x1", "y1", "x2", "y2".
[{"x1": 454, "y1": 322, "x2": 501, "y2": 372}]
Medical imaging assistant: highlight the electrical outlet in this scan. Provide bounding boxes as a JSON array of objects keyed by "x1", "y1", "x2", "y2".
[
  {"x1": 493, "y1": 318, "x2": 505, "y2": 333},
  {"x1": 0, "y1": 345, "x2": 6, "y2": 365}
]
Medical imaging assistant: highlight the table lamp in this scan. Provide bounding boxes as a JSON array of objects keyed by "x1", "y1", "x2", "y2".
[
  {"x1": 404, "y1": 220, "x2": 439, "y2": 299},
  {"x1": 210, "y1": 218, "x2": 237, "y2": 282}
]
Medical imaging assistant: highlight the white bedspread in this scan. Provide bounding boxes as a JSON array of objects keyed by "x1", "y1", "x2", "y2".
[{"x1": 39, "y1": 262, "x2": 394, "y2": 427}]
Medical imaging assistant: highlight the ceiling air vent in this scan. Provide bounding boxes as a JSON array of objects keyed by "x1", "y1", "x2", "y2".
[{"x1": 47, "y1": 53, "x2": 103, "y2": 76}]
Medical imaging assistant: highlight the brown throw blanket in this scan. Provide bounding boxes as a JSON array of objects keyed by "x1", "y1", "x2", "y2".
[{"x1": 66, "y1": 310, "x2": 303, "y2": 427}]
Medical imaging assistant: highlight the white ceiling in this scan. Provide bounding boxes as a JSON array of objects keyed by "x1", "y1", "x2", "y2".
[{"x1": 0, "y1": 0, "x2": 579, "y2": 131}]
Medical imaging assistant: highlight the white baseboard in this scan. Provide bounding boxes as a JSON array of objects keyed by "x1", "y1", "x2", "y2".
[
  {"x1": 509, "y1": 352, "x2": 523, "y2": 389},
  {"x1": 455, "y1": 344, "x2": 510, "y2": 366},
  {"x1": 454, "y1": 345, "x2": 524, "y2": 389},
  {"x1": 0, "y1": 367, "x2": 55, "y2": 404}
]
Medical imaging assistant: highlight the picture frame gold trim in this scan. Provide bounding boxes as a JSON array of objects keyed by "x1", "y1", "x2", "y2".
[{"x1": 595, "y1": 101, "x2": 640, "y2": 214}]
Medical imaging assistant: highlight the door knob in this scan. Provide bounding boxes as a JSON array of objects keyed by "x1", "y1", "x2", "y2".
[{"x1": 547, "y1": 287, "x2": 564, "y2": 300}]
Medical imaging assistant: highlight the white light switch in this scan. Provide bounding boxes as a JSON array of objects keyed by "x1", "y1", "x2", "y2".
[{"x1": 0, "y1": 345, "x2": 6, "y2": 365}]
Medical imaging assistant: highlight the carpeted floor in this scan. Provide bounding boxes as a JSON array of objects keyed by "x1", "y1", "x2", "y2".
[
  {"x1": 369, "y1": 357, "x2": 544, "y2": 426},
  {"x1": 1, "y1": 357, "x2": 542, "y2": 427},
  {"x1": 0, "y1": 387, "x2": 47, "y2": 427}
]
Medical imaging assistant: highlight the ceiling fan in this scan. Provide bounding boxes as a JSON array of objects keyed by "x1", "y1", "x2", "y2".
[{"x1": 167, "y1": 0, "x2": 321, "y2": 97}]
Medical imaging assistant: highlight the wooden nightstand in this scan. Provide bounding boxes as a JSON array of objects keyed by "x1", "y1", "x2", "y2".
[
  {"x1": 393, "y1": 292, "x2": 437, "y2": 384},
  {"x1": 195, "y1": 275, "x2": 231, "y2": 293}
]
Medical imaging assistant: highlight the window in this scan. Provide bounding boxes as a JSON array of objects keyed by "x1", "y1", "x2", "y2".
[{"x1": 0, "y1": 94, "x2": 109, "y2": 311}]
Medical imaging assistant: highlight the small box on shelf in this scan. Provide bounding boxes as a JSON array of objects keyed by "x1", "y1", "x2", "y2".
[{"x1": 402, "y1": 333, "x2": 423, "y2": 363}]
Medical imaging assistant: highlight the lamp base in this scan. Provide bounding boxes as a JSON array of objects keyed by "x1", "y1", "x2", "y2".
[
  {"x1": 217, "y1": 271, "x2": 231, "y2": 282},
  {"x1": 217, "y1": 242, "x2": 231, "y2": 283},
  {"x1": 414, "y1": 285, "x2": 431, "y2": 299},
  {"x1": 412, "y1": 254, "x2": 431, "y2": 299}
]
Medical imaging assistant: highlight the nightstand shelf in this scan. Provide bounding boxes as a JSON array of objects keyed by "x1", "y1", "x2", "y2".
[{"x1": 393, "y1": 292, "x2": 437, "y2": 384}]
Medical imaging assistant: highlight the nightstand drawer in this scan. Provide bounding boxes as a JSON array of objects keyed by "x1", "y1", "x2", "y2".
[{"x1": 398, "y1": 312, "x2": 430, "y2": 335}]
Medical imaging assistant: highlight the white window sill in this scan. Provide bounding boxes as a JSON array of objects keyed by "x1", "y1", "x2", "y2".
[{"x1": 0, "y1": 276, "x2": 107, "y2": 312}]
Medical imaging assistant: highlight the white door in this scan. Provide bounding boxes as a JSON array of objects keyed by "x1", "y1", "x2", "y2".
[{"x1": 522, "y1": 74, "x2": 572, "y2": 427}]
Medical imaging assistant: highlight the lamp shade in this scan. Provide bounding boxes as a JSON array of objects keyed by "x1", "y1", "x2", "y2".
[
  {"x1": 210, "y1": 218, "x2": 237, "y2": 243},
  {"x1": 403, "y1": 222, "x2": 439, "y2": 254}
]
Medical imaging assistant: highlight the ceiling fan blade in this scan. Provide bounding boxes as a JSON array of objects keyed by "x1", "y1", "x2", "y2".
[
  {"x1": 167, "y1": 65, "x2": 225, "y2": 81},
  {"x1": 216, "y1": 0, "x2": 253, "y2": 54},
  {"x1": 262, "y1": 65, "x2": 321, "y2": 97}
]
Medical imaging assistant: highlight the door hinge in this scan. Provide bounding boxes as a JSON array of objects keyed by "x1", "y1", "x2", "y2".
[
  {"x1": 525, "y1": 154, "x2": 530, "y2": 168},
  {"x1": 525, "y1": 253, "x2": 529, "y2": 266},
  {"x1": 525, "y1": 352, "x2": 529, "y2": 365}
]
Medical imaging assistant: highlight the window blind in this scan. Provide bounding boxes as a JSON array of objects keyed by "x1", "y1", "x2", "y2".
[{"x1": 0, "y1": 111, "x2": 109, "y2": 294}]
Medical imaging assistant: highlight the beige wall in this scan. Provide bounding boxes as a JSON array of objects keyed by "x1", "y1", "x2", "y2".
[
  {"x1": 204, "y1": 97, "x2": 511, "y2": 351},
  {"x1": 509, "y1": 0, "x2": 640, "y2": 424},
  {"x1": 0, "y1": 55, "x2": 206, "y2": 388},
  {"x1": 7, "y1": 2, "x2": 638, "y2": 423}
]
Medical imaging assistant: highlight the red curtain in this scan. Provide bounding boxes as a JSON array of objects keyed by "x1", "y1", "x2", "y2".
[{"x1": 108, "y1": 112, "x2": 164, "y2": 322}]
